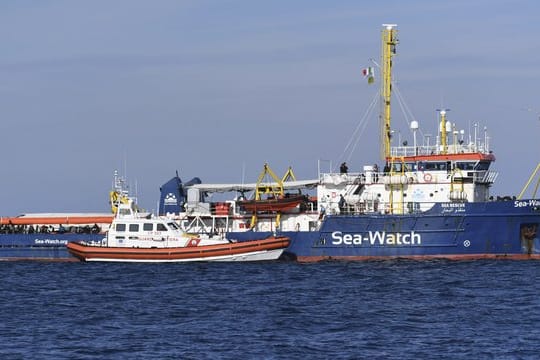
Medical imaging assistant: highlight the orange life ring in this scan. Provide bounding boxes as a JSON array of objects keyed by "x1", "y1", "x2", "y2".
[{"x1": 423, "y1": 173, "x2": 432, "y2": 182}]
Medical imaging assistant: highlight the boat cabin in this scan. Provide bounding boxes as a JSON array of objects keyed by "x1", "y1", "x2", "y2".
[{"x1": 104, "y1": 200, "x2": 189, "y2": 248}]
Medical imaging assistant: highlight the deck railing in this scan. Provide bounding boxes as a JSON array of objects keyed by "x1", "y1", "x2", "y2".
[{"x1": 389, "y1": 143, "x2": 490, "y2": 157}]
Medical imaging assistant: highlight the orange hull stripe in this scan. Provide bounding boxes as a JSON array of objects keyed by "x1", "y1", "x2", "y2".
[{"x1": 67, "y1": 237, "x2": 290, "y2": 261}]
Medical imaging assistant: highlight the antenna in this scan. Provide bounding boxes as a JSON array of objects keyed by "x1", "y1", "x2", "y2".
[
  {"x1": 123, "y1": 150, "x2": 127, "y2": 185},
  {"x1": 411, "y1": 120, "x2": 419, "y2": 155},
  {"x1": 436, "y1": 109, "x2": 451, "y2": 154},
  {"x1": 241, "y1": 162, "x2": 246, "y2": 187},
  {"x1": 484, "y1": 126, "x2": 489, "y2": 152},
  {"x1": 474, "y1": 123, "x2": 478, "y2": 151}
]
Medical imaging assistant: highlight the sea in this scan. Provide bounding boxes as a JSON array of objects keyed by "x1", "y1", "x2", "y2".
[{"x1": 0, "y1": 260, "x2": 539, "y2": 359}]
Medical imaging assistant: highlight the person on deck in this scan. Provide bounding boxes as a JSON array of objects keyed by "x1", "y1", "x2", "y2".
[
  {"x1": 373, "y1": 164, "x2": 379, "y2": 183},
  {"x1": 340, "y1": 162, "x2": 348, "y2": 174},
  {"x1": 339, "y1": 194, "x2": 346, "y2": 214}
]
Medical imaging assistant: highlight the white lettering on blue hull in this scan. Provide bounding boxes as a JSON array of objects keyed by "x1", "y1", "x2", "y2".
[
  {"x1": 331, "y1": 231, "x2": 421, "y2": 246},
  {"x1": 514, "y1": 199, "x2": 540, "y2": 208}
]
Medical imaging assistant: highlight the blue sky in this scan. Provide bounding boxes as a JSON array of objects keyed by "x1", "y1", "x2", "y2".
[{"x1": 1, "y1": 0, "x2": 539, "y2": 214}]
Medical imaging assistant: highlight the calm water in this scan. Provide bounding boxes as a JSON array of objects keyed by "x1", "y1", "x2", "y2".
[{"x1": 0, "y1": 260, "x2": 539, "y2": 359}]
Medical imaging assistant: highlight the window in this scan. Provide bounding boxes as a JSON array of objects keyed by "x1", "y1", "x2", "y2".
[
  {"x1": 157, "y1": 223, "x2": 167, "y2": 231},
  {"x1": 119, "y1": 208, "x2": 131, "y2": 216},
  {"x1": 456, "y1": 162, "x2": 475, "y2": 170},
  {"x1": 425, "y1": 162, "x2": 447, "y2": 170},
  {"x1": 116, "y1": 223, "x2": 126, "y2": 232},
  {"x1": 143, "y1": 223, "x2": 153, "y2": 231},
  {"x1": 167, "y1": 222, "x2": 179, "y2": 230},
  {"x1": 475, "y1": 161, "x2": 491, "y2": 171},
  {"x1": 405, "y1": 162, "x2": 416, "y2": 171},
  {"x1": 129, "y1": 224, "x2": 139, "y2": 232}
]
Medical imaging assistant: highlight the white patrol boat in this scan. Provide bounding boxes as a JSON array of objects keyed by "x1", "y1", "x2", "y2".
[{"x1": 66, "y1": 199, "x2": 289, "y2": 262}]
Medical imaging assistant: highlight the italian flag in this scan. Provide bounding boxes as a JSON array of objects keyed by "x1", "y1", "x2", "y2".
[
  {"x1": 362, "y1": 67, "x2": 374, "y2": 77},
  {"x1": 362, "y1": 67, "x2": 375, "y2": 84}
]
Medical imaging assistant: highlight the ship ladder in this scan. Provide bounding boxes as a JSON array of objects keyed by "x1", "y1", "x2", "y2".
[{"x1": 387, "y1": 157, "x2": 406, "y2": 214}]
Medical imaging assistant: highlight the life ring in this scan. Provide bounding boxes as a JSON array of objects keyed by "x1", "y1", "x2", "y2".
[{"x1": 423, "y1": 173, "x2": 433, "y2": 182}]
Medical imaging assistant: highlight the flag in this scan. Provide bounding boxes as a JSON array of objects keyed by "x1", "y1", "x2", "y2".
[{"x1": 362, "y1": 67, "x2": 375, "y2": 84}]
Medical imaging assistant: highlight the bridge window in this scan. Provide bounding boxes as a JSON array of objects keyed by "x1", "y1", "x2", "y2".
[
  {"x1": 143, "y1": 223, "x2": 153, "y2": 231},
  {"x1": 157, "y1": 223, "x2": 167, "y2": 231},
  {"x1": 424, "y1": 162, "x2": 447, "y2": 170},
  {"x1": 456, "y1": 162, "x2": 475, "y2": 170},
  {"x1": 392, "y1": 163, "x2": 403, "y2": 172},
  {"x1": 119, "y1": 208, "x2": 131, "y2": 216},
  {"x1": 475, "y1": 161, "x2": 491, "y2": 171},
  {"x1": 129, "y1": 224, "x2": 139, "y2": 232},
  {"x1": 115, "y1": 223, "x2": 126, "y2": 232}
]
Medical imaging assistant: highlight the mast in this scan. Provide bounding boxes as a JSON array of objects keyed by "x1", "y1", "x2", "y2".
[
  {"x1": 381, "y1": 24, "x2": 398, "y2": 160},
  {"x1": 437, "y1": 109, "x2": 451, "y2": 155}
]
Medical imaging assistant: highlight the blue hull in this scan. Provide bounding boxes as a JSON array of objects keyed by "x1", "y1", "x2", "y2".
[
  {"x1": 1, "y1": 200, "x2": 538, "y2": 261},
  {"x1": 227, "y1": 200, "x2": 540, "y2": 261},
  {"x1": 0, "y1": 234, "x2": 103, "y2": 261}
]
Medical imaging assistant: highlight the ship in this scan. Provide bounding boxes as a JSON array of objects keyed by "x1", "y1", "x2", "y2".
[
  {"x1": 0, "y1": 171, "x2": 129, "y2": 261},
  {"x1": 157, "y1": 24, "x2": 540, "y2": 261},
  {"x1": 1, "y1": 24, "x2": 539, "y2": 262}
]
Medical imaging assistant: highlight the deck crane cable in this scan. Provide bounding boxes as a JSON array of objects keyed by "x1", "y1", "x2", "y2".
[
  {"x1": 336, "y1": 90, "x2": 379, "y2": 170},
  {"x1": 337, "y1": 77, "x2": 423, "y2": 170},
  {"x1": 393, "y1": 83, "x2": 425, "y2": 140}
]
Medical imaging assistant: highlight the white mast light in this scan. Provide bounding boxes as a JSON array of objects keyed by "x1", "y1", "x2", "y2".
[{"x1": 383, "y1": 23, "x2": 398, "y2": 30}]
